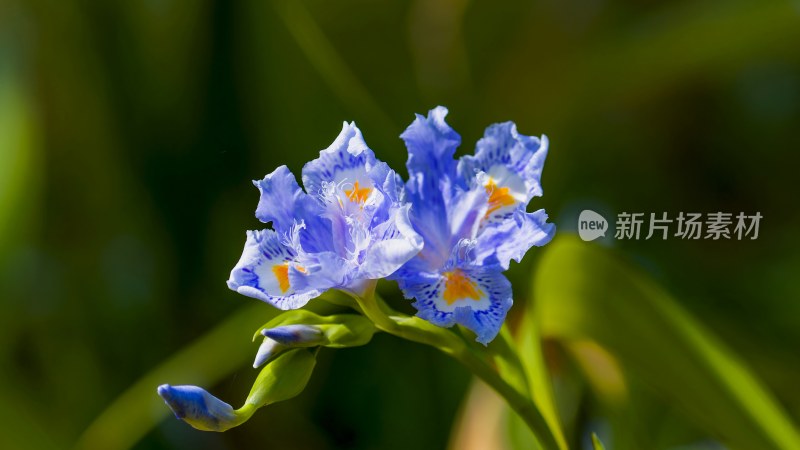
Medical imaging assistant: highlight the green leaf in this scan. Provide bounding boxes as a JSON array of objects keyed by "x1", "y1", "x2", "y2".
[
  {"x1": 516, "y1": 317, "x2": 569, "y2": 450},
  {"x1": 534, "y1": 236, "x2": 800, "y2": 450},
  {"x1": 591, "y1": 433, "x2": 607, "y2": 450},
  {"x1": 243, "y1": 348, "x2": 317, "y2": 411}
]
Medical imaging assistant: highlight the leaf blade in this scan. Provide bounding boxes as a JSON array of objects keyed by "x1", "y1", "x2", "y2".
[{"x1": 534, "y1": 236, "x2": 800, "y2": 450}]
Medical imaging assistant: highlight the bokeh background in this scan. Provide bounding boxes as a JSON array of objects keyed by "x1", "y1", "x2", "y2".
[{"x1": 1, "y1": 0, "x2": 799, "y2": 449}]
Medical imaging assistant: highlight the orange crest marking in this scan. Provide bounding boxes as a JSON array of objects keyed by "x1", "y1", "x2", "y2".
[
  {"x1": 443, "y1": 270, "x2": 483, "y2": 305},
  {"x1": 345, "y1": 180, "x2": 372, "y2": 204},
  {"x1": 272, "y1": 263, "x2": 291, "y2": 293},
  {"x1": 485, "y1": 179, "x2": 516, "y2": 215}
]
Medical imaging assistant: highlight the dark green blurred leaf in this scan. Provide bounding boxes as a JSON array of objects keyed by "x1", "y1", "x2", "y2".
[
  {"x1": 0, "y1": 385, "x2": 62, "y2": 450},
  {"x1": 272, "y1": 0, "x2": 396, "y2": 135},
  {"x1": 75, "y1": 303, "x2": 272, "y2": 450},
  {"x1": 490, "y1": 0, "x2": 800, "y2": 129},
  {"x1": 0, "y1": 70, "x2": 40, "y2": 255},
  {"x1": 76, "y1": 299, "x2": 340, "y2": 450}
]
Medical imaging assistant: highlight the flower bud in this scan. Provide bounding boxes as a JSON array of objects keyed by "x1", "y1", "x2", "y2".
[
  {"x1": 262, "y1": 324, "x2": 326, "y2": 346},
  {"x1": 156, "y1": 384, "x2": 241, "y2": 432},
  {"x1": 253, "y1": 337, "x2": 285, "y2": 369}
]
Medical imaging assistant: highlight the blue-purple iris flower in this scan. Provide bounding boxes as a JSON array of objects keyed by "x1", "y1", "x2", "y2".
[
  {"x1": 227, "y1": 122, "x2": 423, "y2": 309},
  {"x1": 390, "y1": 107, "x2": 555, "y2": 344}
]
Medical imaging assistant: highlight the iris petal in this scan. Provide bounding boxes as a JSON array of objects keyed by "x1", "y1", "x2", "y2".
[
  {"x1": 475, "y1": 208, "x2": 556, "y2": 270},
  {"x1": 301, "y1": 122, "x2": 376, "y2": 198},
  {"x1": 227, "y1": 229, "x2": 324, "y2": 310},
  {"x1": 254, "y1": 166, "x2": 310, "y2": 233},
  {"x1": 447, "y1": 187, "x2": 489, "y2": 245},
  {"x1": 398, "y1": 264, "x2": 512, "y2": 344},
  {"x1": 359, "y1": 204, "x2": 424, "y2": 280},
  {"x1": 402, "y1": 106, "x2": 462, "y2": 197},
  {"x1": 458, "y1": 122, "x2": 549, "y2": 204},
  {"x1": 399, "y1": 107, "x2": 468, "y2": 269}
]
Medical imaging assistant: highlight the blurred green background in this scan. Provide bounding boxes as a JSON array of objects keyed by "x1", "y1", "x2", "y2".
[{"x1": 1, "y1": 0, "x2": 799, "y2": 449}]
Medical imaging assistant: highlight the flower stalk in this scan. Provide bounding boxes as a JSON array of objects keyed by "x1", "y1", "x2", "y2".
[{"x1": 352, "y1": 290, "x2": 560, "y2": 450}]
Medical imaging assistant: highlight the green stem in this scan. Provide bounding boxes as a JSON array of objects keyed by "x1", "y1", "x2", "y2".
[{"x1": 352, "y1": 291, "x2": 560, "y2": 450}]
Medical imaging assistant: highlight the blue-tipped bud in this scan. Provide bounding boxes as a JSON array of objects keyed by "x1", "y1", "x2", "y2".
[
  {"x1": 156, "y1": 384, "x2": 241, "y2": 432},
  {"x1": 261, "y1": 324, "x2": 326, "y2": 346},
  {"x1": 253, "y1": 337, "x2": 285, "y2": 369}
]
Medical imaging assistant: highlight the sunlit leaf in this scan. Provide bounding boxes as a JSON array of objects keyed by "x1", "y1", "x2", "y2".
[
  {"x1": 243, "y1": 348, "x2": 317, "y2": 411},
  {"x1": 591, "y1": 432, "x2": 606, "y2": 450},
  {"x1": 517, "y1": 315, "x2": 569, "y2": 450},
  {"x1": 534, "y1": 236, "x2": 800, "y2": 450}
]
